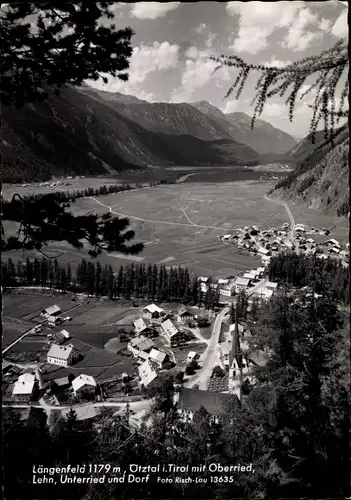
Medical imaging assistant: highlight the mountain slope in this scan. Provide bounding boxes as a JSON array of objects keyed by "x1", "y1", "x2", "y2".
[
  {"x1": 272, "y1": 130, "x2": 349, "y2": 217},
  {"x1": 191, "y1": 102, "x2": 297, "y2": 155},
  {"x1": 2, "y1": 86, "x2": 259, "y2": 182}
]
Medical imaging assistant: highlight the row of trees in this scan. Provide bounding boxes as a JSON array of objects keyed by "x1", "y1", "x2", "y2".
[
  {"x1": 4, "y1": 274, "x2": 349, "y2": 499},
  {"x1": 21, "y1": 178, "x2": 178, "y2": 204},
  {"x1": 267, "y1": 252, "x2": 350, "y2": 303},
  {"x1": 2, "y1": 257, "x2": 222, "y2": 309}
]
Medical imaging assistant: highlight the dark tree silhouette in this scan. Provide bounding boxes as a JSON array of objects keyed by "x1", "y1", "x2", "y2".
[
  {"x1": 1, "y1": 192, "x2": 143, "y2": 257},
  {"x1": 211, "y1": 39, "x2": 348, "y2": 145},
  {"x1": 1, "y1": 1, "x2": 134, "y2": 107},
  {"x1": 0, "y1": 2, "x2": 143, "y2": 256}
]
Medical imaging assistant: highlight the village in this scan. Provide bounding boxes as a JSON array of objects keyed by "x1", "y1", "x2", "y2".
[
  {"x1": 219, "y1": 222, "x2": 350, "y2": 266},
  {"x1": 2, "y1": 257, "x2": 283, "y2": 427},
  {"x1": 3, "y1": 216, "x2": 349, "y2": 427}
]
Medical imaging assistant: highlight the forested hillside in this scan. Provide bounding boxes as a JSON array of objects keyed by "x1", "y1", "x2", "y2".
[{"x1": 272, "y1": 130, "x2": 349, "y2": 216}]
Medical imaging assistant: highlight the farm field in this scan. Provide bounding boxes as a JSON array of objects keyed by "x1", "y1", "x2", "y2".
[{"x1": 3, "y1": 179, "x2": 348, "y2": 278}]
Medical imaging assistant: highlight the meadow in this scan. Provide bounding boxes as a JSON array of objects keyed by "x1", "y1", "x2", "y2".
[{"x1": 3, "y1": 178, "x2": 348, "y2": 279}]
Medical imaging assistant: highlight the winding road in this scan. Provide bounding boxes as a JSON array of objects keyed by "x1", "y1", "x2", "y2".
[
  {"x1": 89, "y1": 197, "x2": 229, "y2": 231},
  {"x1": 263, "y1": 194, "x2": 296, "y2": 238}
]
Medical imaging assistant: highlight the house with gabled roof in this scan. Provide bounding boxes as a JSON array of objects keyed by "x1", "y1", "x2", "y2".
[
  {"x1": 72, "y1": 374, "x2": 97, "y2": 399},
  {"x1": 143, "y1": 304, "x2": 164, "y2": 319},
  {"x1": 133, "y1": 317, "x2": 155, "y2": 336},
  {"x1": 177, "y1": 306, "x2": 197, "y2": 324},
  {"x1": 148, "y1": 348, "x2": 168, "y2": 369},
  {"x1": 138, "y1": 359, "x2": 158, "y2": 388},
  {"x1": 12, "y1": 373, "x2": 36, "y2": 402},
  {"x1": 47, "y1": 343, "x2": 76, "y2": 367},
  {"x1": 127, "y1": 335, "x2": 155, "y2": 362},
  {"x1": 161, "y1": 319, "x2": 187, "y2": 346},
  {"x1": 41, "y1": 305, "x2": 61, "y2": 317}
]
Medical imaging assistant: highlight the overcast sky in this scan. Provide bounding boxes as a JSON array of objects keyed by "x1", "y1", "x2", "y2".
[{"x1": 87, "y1": 1, "x2": 348, "y2": 138}]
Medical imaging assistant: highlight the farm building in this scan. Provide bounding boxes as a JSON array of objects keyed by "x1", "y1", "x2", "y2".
[
  {"x1": 127, "y1": 336, "x2": 155, "y2": 359},
  {"x1": 138, "y1": 359, "x2": 158, "y2": 388},
  {"x1": 133, "y1": 317, "x2": 155, "y2": 336},
  {"x1": 325, "y1": 239, "x2": 341, "y2": 247},
  {"x1": 72, "y1": 374, "x2": 97, "y2": 399},
  {"x1": 329, "y1": 247, "x2": 340, "y2": 254},
  {"x1": 47, "y1": 343, "x2": 76, "y2": 367},
  {"x1": 148, "y1": 348, "x2": 168, "y2": 369},
  {"x1": 221, "y1": 234, "x2": 232, "y2": 241},
  {"x1": 47, "y1": 315, "x2": 62, "y2": 327},
  {"x1": 235, "y1": 277, "x2": 250, "y2": 293},
  {"x1": 177, "y1": 306, "x2": 197, "y2": 324},
  {"x1": 187, "y1": 351, "x2": 200, "y2": 363},
  {"x1": 53, "y1": 329, "x2": 71, "y2": 344},
  {"x1": 41, "y1": 305, "x2": 61, "y2": 317},
  {"x1": 53, "y1": 376, "x2": 70, "y2": 388},
  {"x1": 243, "y1": 271, "x2": 257, "y2": 281},
  {"x1": 174, "y1": 388, "x2": 239, "y2": 423},
  {"x1": 143, "y1": 304, "x2": 164, "y2": 319},
  {"x1": 12, "y1": 373, "x2": 36, "y2": 402}
]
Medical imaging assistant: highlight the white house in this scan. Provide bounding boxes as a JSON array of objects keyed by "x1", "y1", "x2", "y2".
[
  {"x1": 72, "y1": 374, "x2": 97, "y2": 398},
  {"x1": 143, "y1": 304, "x2": 164, "y2": 319},
  {"x1": 148, "y1": 348, "x2": 168, "y2": 369},
  {"x1": 243, "y1": 272, "x2": 257, "y2": 281},
  {"x1": 235, "y1": 277, "x2": 250, "y2": 293},
  {"x1": 41, "y1": 305, "x2": 61, "y2": 317},
  {"x1": 221, "y1": 234, "x2": 232, "y2": 241},
  {"x1": 219, "y1": 284, "x2": 234, "y2": 297},
  {"x1": 72, "y1": 374, "x2": 96, "y2": 397},
  {"x1": 220, "y1": 341, "x2": 231, "y2": 367},
  {"x1": 256, "y1": 267, "x2": 265, "y2": 278},
  {"x1": 47, "y1": 343, "x2": 75, "y2": 367},
  {"x1": 133, "y1": 317, "x2": 155, "y2": 335},
  {"x1": 217, "y1": 278, "x2": 229, "y2": 285},
  {"x1": 12, "y1": 373, "x2": 36, "y2": 402},
  {"x1": 138, "y1": 359, "x2": 158, "y2": 388}
]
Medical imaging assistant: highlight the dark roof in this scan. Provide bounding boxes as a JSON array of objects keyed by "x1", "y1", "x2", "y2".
[
  {"x1": 178, "y1": 388, "x2": 239, "y2": 416},
  {"x1": 178, "y1": 306, "x2": 196, "y2": 316}
]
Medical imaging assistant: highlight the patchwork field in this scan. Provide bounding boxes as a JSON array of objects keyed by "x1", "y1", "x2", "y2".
[{"x1": 3, "y1": 179, "x2": 348, "y2": 278}]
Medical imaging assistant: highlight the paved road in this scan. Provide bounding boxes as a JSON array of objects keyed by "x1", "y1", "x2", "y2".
[
  {"x1": 89, "y1": 197, "x2": 229, "y2": 231},
  {"x1": 185, "y1": 307, "x2": 229, "y2": 390},
  {"x1": 264, "y1": 194, "x2": 296, "y2": 238}
]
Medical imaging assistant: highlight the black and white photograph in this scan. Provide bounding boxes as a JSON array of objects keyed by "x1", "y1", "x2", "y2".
[{"x1": 1, "y1": 1, "x2": 349, "y2": 499}]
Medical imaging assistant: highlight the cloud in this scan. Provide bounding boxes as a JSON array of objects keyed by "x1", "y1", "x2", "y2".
[
  {"x1": 205, "y1": 32, "x2": 217, "y2": 49},
  {"x1": 130, "y1": 2, "x2": 180, "y2": 20},
  {"x1": 171, "y1": 57, "x2": 230, "y2": 102},
  {"x1": 319, "y1": 18, "x2": 333, "y2": 32},
  {"x1": 265, "y1": 56, "x2": 293, "y2": 68},
  {"x1": 226, "y1": 2, "x2": 319, "y2": 54},
  {"x1": 283, "y1": 9, "x2": 322, "y2": 51},
  {"x1": 331, "y1": 9, "x2": 348, "y2": 38},
  {"x1": 87, "y1": 41, "x2": 179, "y2": 99},
  {"x1": 195, "y1": 23, "x2": 207, "y2": 34}
]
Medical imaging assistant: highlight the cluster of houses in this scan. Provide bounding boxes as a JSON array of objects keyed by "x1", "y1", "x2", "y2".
[
  {"x1": 198, "y1": 267, "x2": 278, "y2": 305},
  {"x1": 6, "y1": 358, "x2": 98, "y2": 403},
  {"x1": 40, "y1": 305, "x2": 71, "y2": 327},
  {"x1": 219, "y1": 223, "x2": 349, "y2": 265},
  {"x1": 128, "y1": 304, "x2": 201, "y2": 388}
]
